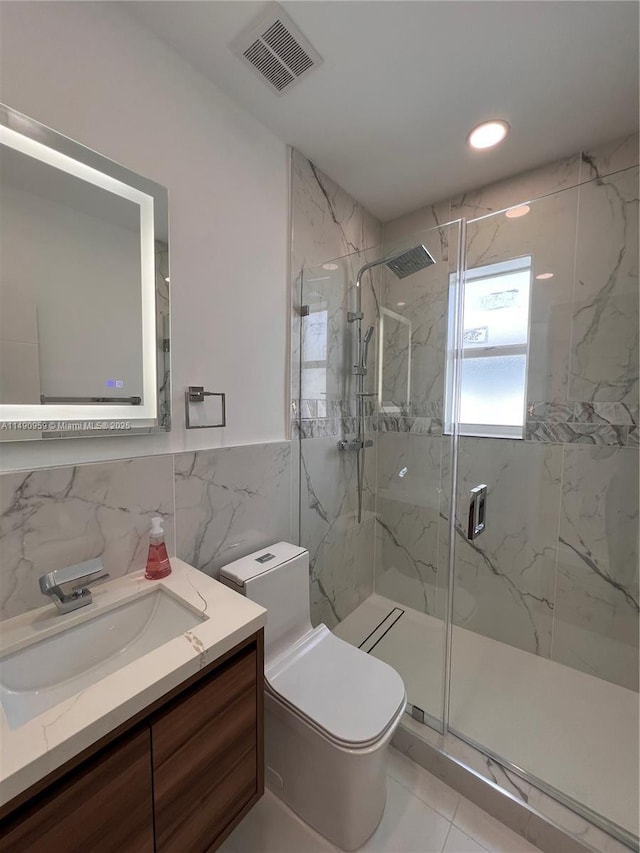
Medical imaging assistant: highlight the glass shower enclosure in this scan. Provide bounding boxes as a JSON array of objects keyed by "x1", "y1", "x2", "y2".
[{"x1": 294, "y1": 162, "x2": 639, "y2": 847}]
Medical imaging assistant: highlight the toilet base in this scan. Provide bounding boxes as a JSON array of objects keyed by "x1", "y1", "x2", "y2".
[{"x1": 264, "y1": 691, "x2": 404, "y2": 851}]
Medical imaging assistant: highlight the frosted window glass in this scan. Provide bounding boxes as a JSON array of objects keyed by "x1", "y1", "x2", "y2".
[
  {"x1": 459, "y1": 355, "x2": 526, "y2": 426},
  {"x1": 463, "y1": 270, "x2": 530, "y2": 350},
  {"x1": 301, "y1": 367, "x2": 327, "y2": 399},
  {"x1": 303, "y1": 310, "x2": 328, "y2": 362}
]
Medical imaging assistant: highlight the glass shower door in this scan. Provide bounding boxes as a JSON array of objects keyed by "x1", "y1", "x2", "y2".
[
  {"x1": 296, "y1": 219, "x2": 463, "y2": 734},
  {"x1": 369, "y1": 219, "x2": 462, "y2": 732},
  {"x1": 449, "y1": 170, "x2": 639, "y2": 845}
]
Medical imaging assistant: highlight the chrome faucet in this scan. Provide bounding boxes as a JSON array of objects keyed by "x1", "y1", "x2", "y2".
[{"x1": 39, "y1": 558, "x2": 110, "y2": 614}]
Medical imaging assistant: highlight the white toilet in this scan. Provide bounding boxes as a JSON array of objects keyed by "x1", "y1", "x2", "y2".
[{"x1": 220, "y1": 542, "x2": 407, "y2": 851}]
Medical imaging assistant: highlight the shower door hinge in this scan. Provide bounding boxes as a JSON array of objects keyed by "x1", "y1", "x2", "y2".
[
  {"x1": 347, "y1": 311, "x2": 363, "y2": 322},
  {"x1": 299, "y1": 305, "x2": 310, "y2": 317}
]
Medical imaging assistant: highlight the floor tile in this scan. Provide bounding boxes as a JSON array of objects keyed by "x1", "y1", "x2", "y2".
[
  {"x1": 443, "y1": 825, "x2": 490, "y2": 853},
  {"x1": 357, "y1": 777, "x2": 452, "y2": 852},
  {"x1": 453, "y1": 797, "x2": 541, "y2": 853},
  {"x1": 218, "y1": 789, "x2": 337, "y2": 853},
  {"x1": 387, "y1": 747, "x2": 460, "y2": 821}
]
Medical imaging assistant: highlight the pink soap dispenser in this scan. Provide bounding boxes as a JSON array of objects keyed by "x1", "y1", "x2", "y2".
[{"x1": 145, "y1": 515, "x2": 172, "y2": 579}]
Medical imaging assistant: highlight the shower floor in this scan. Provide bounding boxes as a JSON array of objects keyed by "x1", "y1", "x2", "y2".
[{"x1": 334, "y1": 593, "x2": 639, "y2": 841}]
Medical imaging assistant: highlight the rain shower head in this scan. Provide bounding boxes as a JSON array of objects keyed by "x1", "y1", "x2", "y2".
[
  {"x1": 385, "y1": 244, "x2": 436, "y2": 279},
  {"x1": 354, "y1": 244, "x2": 436, "y2": 291}
]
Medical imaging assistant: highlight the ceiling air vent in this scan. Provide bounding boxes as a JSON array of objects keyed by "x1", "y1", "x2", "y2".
[{"x1": 230, "y1": 3, "x2": 323, "y2": 95}]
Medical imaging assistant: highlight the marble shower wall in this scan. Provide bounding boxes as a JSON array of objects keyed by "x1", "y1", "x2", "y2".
[
  {"x1": 290, "y1": 149, "x2": 383, "y2": 627},
  {"x1": 378, "y1": 134, "x2": 639, "y2": 690},
  {"x1": 0, "y1": 441, "x2": 292, "y2": 620}
]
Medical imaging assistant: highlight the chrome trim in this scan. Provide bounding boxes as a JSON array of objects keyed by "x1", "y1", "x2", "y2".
[
  {"x1": 442, "y1": 218, "x2": 466, "y2": 735},
  {"x1": 41, "y1": 395, "x2": 142, "y2": 405},
  {"x1": 39, "y1": 558, "x2": 110, "y2": 614},
  {"x1": 449, "y1": 727, "x2": 639, "y2": 851},
  {"x1": 184, "y1": 387, "x2": 226, "y2": 429}
]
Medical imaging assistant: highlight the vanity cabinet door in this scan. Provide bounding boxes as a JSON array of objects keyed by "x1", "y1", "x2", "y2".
[
  {"x1": 0, "y1": 728, "x2": 154, "y2": 853},
  {"x1": 152, "y1": 643, "x2": 261, "y2": 852}
]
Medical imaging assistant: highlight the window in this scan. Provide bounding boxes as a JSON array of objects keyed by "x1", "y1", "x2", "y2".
[
  {"x1": 301, "y1": 305, "x2": 328, "y2": 400},
  {"x1": 446, "y1": 256, "x2": 531, "y2": 439}
]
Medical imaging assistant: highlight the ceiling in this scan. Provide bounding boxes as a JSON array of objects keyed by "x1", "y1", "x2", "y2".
[{"x1": 122, "y1": 1, "x2": 639, "y2": 222}]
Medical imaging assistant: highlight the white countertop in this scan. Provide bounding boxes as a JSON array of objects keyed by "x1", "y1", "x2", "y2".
[{"x1": 0, "y1": 559, "x2": 266, "y2": 809}]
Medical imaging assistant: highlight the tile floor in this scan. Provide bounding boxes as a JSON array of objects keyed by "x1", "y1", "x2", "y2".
[{"x1": 219, "y1": 748, "x2": 542, "y2": 853}]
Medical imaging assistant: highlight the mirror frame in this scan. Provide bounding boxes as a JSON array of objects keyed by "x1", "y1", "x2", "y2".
[{"x1": 0, "y1": 104, "x2": 170, "y2": 440}]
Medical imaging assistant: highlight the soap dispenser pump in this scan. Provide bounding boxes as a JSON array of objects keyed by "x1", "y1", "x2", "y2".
[{"x1": 145, "y1": 515, "x2": 172, "y2": 579}]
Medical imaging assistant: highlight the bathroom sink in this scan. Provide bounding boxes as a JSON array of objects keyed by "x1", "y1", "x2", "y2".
[{"x1": 0, "y1": 589, "x2": 205, "y2": 729}]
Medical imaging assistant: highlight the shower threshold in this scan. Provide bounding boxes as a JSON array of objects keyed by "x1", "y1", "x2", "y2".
[{"x1": 334, "y1": 593, "x2": 639, "y2": 845}]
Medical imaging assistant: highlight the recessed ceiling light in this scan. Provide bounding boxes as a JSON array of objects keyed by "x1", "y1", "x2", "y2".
[
  {"x1": 396, "y1": 301, "x2": 406, "y2": 307},
  {"x1": 467, "y1": 120, "x2": 510, "y2": 150},
  {"x1": 322, "y1": 263, "x2": 339, "y2": 271},
  {"x1": 536, "y1": 272, "x2": 554, "y2": 280},
  {"x1": 505, "y1": 205, "x2": 530, "y2": 219}
]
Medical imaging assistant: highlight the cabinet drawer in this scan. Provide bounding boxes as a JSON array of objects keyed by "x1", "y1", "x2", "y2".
[
  {"x1": 0, "y1": 728, "x2": 153, "y2": 853},
  {"x1": 153, "y1": 647, "x2": 259, "y2": 852}
]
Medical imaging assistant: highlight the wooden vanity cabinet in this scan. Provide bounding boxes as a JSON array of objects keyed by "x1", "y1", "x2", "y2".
[
  {"x1": 152, "y1": 642, "x2": 261, "y2": 852},
  {"x1": 0, "y1": 631, "x2": 264, "y2": 853},
  {"x1": 0, "y1": 728, "x2": 154, "y2": 853}
]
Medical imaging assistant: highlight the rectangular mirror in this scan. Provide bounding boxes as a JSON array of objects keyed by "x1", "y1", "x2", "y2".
[{"x1": 0, "y1": 104, "x2": 170, "y2": 440}]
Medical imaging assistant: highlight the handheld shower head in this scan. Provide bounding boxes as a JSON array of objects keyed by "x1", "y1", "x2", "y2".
[{"x1": 362, "y1": 325, "x2": 375, "y2": 370}]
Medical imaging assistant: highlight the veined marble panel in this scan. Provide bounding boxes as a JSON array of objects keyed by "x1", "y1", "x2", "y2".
[
  {"x1": 525, "y1": 421, "x2": 628, "y2": 446},
  {"x1": 554, "y1": 445, "x2": 639, "y2": 690},
  {"x1": 382, "y1": 199, "x2": 452, "y2": 248},
  {"x1": 296, "y1": 417, "x2": 357, "y2": 439},
  {"x1": 290, "y1": 149, "x2": 382, "y2": 421},
  {"x1": 376, "y1": 222, "x2": 459, "y2": 420},
  {"x1": 300, "y1": 432, "x2": 375, "y2": 627},
  {"x1": 451, "y1": 153, "x2": 581, "y2": 222},
  {"x1": 375, "y1": 432, "x2": 444, "y2": 616},
  {"x1": 573, "y1": 401, "x2": 639, "y2": 425},
  {"x1": 377, "y1": 415, "x2": 443, "y2": 436},
  {"x1": 291, "y1": 150, "x2": 382, "y2": 271},
  {"x1": 453, "y1": 438, "x2": 562, "y2": 656},
  {"x1": 290, "y1": 150, "x2": 385, "y2": 627},
  {"x1": 465, "y1": 184, "x2": 580, "y2": 404},
  {"x1": 0, "y1": 455, "x2": 174, "y2": 619},
  {"x1": 174, "y1": 442, "x2": 291, "y2": 577},
  {"x1": 569, "y1": 166, "x2": 639, "y2": 404},
  {"x1": 581, "y1": 133, "x2": 640, "y2": 182}
]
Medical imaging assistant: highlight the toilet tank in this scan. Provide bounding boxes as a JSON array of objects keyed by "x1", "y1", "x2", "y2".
[{"x1": 220, "y1": 543, "x2": 312, "y2": 658}]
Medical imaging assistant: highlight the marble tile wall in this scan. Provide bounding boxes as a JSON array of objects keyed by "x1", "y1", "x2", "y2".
[
  {"x1": 290, "y1": 149, "x2": 382, "y2": 627},
  {"x1": 0, "y1": 454, "x2": 175, "y2": 620},
  {"x1": 290, "y1": 135, "x2": 638, "y2": 688},
  {"x1": 377, "y1": 134, "x2": 639, "y2": 690},
  {"x1": 174, "y1": 442, "x2": 291, "y2": 576},
  {"x1": 0, "y1": 441, "x2": 292, "y2": 620}
]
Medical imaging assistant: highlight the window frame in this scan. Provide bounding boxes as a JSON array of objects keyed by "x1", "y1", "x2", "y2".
[{"x1": 445, "y1": 255, "x2": 532, "y2": 440}]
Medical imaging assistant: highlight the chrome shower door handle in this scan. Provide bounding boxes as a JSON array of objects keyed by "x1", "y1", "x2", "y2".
[{"x1": 467, "y1": 484, "x2": 487, "y2": 540}]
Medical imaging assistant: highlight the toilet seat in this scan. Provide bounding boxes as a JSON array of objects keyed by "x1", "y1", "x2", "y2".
[{"x1": 265, "y1": 624, "x2": 406, "y2": 749}]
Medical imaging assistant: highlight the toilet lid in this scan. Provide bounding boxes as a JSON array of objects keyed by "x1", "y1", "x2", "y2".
[{"x1": 265, "y1": 625, "x2": 406, "y2": 747}]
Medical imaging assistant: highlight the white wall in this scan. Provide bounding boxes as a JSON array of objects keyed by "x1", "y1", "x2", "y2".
[{"x1": 0, "y1": 1, "x2": 289, "y2": 472}]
